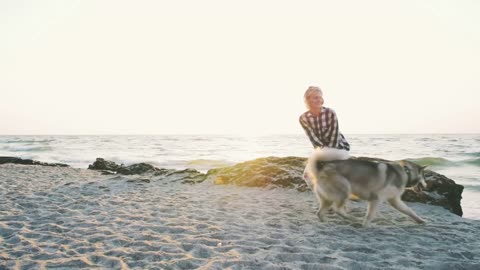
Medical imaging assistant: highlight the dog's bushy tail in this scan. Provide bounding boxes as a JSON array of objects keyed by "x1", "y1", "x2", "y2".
[
  {"x1": 307, "y1": 147, "x2": 350, "y2": 174},
  {"x1": 311, "y1": 147, "x2": 350, "y2": 161}
]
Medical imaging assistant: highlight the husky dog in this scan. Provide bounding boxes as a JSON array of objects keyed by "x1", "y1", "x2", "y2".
[{"x1": 304, "y1": 148, "x2": 427, "y2": 227}]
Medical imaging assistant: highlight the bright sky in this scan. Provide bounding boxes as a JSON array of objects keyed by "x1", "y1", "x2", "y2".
[{"x1": 1, "y1": 0, "x2": 479, "y2": 135}]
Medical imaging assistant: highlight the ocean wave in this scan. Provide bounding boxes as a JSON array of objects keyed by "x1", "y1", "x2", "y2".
[
  {"x1": 408, "y1": 157, "x2": 480, "y2": 168},
  {"x1": 462, "y1": 184, "x2": 480, "y2": 192},
  {"x1": 464, "y1": 152, "x2": 480, "y2": 158},
  {"x1": 4, "y1": 139, "x2": 55, "y2": 144},
  {"x1": 2, "y1": 145, "x2": 54, "y2": 152},
  {"x1": 408, "y1": 157, "x2": 454, "y2": 167},
  {"x1": 464, "y1": 158, "x2": 480, "y2": 166}
]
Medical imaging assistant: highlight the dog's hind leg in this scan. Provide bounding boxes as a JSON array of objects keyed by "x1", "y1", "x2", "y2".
[
  {"x1": 363, "y1": 200, "x2": 381, "y2": 227},
  {"x1": 316, "y1": 198, "x2": 333, "y2": 222},
  {"x1": 334, "y1": 199, "x2": 357, "y2": 222},
  {"x1": 388, "y1": 197, "x2": 426, "y2": 224}
]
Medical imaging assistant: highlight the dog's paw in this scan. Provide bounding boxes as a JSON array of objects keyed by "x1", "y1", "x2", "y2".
[
  {"x1": 316, "y1": 211, "x2": 326, "y2": 222},
  {"x1": 415, "y1": 218, "x2": 426, "y2": 225},
  {"x1": 351, "y1": 223, "x2": 363, "y2": 228},
  {"x1": 362, "y1": 220, "x2": 372, "y2": 228}
]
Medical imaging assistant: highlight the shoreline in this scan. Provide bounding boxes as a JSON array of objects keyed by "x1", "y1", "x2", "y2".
[{"x1": 0, "y1": 155, "x2": 468, "y2": 217}]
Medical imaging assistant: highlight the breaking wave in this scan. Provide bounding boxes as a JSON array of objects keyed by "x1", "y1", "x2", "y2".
[
  {"x1": 408, "y1": 157, "x2": 480, "y2": 168},
  {"x1": 2, "y1": 145, "x2": 54, "y2": 152}
]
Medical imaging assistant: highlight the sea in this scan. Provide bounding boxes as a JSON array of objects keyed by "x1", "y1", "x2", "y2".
[{"x1": 1, "y1": 134, "x2": 479, "y2": 219}]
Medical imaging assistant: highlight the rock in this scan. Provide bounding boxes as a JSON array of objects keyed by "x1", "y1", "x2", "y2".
[
  {"x1": 88, "y1": 158, "x2": 159, "y2": 175},
  {"x1": 0, "y1": 156, "x2": 69, "y2": 167},
  {"x1": 88, "y1": 158, "x2": 206, "y2": 184},
  {"x1": 117, "y1": 163, "x2": 158, "y2": 175},
  {"x1": 164, "y1": 168, "x2": 207, "y2": 184},
  {"x1": 206, "y1": 156, "x2": 464, "y2": 216},
  {"x1": 205, "y1": 156, "x2": 308, "y2": 191},
  {"x1": 87, "y1": 158, "x2": 121, "y2": 171},
  {"x1": 402, "y1": 170, "x2": 463, "y2": 216}
]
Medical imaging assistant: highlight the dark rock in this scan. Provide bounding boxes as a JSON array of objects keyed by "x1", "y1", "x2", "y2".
[
  {"x1": 88, "y1": 158, "x2": 159, "y2": 175},
  {"x1": 88, "y1": 158, "x2": 121, "y2": 171},
  {"x1": 402, "y1": 170, "x2": 463, "y2": 216},
  {"x1": 117, "y1": 163, "x2": 158, "y2": 175},
  {"x1": 88, "y1": 158, "x2": 206, "y2": 184},
  {"x1": 0, "y1": 156, "x2": 69, "y2": 167}
]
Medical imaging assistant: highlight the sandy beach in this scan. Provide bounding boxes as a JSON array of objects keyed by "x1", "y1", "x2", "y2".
[{"x1": 1, "y1": 163, "x2": 479, "y2": 269}]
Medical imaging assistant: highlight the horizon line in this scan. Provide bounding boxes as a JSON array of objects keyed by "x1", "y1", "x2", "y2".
[{"x1": 1, "y1": 133, "x2": 479, "y2": 136}]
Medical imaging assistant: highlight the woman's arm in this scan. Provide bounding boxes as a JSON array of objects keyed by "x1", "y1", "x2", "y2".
[{"x1": 299, "y1": 115, "x2": 323, "y2": 148}]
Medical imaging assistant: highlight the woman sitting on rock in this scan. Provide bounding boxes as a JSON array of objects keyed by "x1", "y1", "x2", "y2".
[{"x1": 299, "y1": 86, "x2": 350, "y2": 151}]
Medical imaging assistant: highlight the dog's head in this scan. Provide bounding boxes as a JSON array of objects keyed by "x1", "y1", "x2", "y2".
[{"x1": 400, "y1": 160, "x2": 427, "y2": 191}]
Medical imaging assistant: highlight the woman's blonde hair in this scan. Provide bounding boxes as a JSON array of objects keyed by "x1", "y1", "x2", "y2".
[{"x1": 304, "y1": 86, "x2": 323, "y2": 108}]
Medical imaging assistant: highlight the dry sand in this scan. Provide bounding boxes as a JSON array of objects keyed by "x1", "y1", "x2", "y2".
[{"x1": 1, "y1": 164, "x2": 479, "y2": 269}]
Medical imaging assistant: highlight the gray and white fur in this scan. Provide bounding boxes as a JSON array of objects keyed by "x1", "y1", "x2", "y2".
[{"x1": 304, "y1": 148, "x2": 427, "y2": 227}]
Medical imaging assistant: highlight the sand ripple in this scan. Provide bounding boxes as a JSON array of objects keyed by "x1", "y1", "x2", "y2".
[{"x1": 1, "y1": 164, "x2": 480, "y2": 269}]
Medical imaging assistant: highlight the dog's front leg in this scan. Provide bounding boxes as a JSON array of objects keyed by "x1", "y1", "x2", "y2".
[
  {"x1": 388, "y1": 197, "x2": 426, "y2": 224},
  {"x1": 363, "y1": 200, "x2": 380, "y2": 227}
]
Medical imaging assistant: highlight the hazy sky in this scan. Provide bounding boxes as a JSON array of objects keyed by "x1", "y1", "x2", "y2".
[{"x1": 2, "y1": 0, "x2": 479, "y2": 135}]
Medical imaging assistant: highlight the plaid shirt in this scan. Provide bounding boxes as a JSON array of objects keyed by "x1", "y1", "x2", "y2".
[{"x1": 299, "y1": 107, "x2": 350, "y2": 150}]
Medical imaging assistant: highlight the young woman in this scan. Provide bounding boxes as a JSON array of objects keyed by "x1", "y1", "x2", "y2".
[{"x1": 299, "y1": 86, "x2": 350, "y2": 151}]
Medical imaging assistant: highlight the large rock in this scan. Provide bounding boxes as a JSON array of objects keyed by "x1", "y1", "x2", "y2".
[
  {"x1": 402, "y1": 170, "x2": 463, "y2": 216},
  {"x1": 0, "y1": 156, "x2": 69, "y2": 167},
  {"x1": 206, "y1": 156, "x2": 464, "y2": 216},
  {"x1": 206, "y1": 156, "x2": 308, "y2": 191}
]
